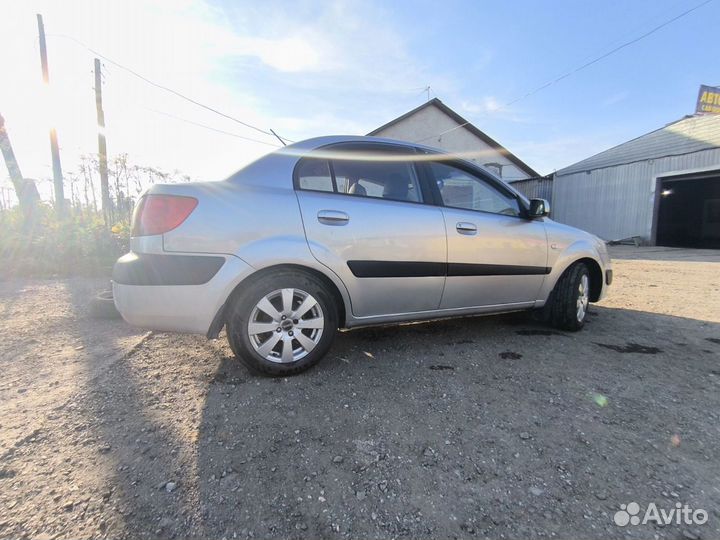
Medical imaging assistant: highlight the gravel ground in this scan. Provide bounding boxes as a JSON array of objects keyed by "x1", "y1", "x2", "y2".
[{"x1": 1, "y1": 248, "x2": 719, "y2": 540}]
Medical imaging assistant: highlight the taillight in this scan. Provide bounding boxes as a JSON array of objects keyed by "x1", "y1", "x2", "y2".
[{"x1": 132, "y1": 195, "x2": 198, "y2": 236}]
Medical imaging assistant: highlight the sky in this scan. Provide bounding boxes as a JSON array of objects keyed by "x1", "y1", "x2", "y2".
[{"x1": 0, "y1": 0, "x2": 718, "y2": 200}]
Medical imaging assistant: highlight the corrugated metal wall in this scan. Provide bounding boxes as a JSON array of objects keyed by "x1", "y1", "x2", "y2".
[
  {"x1": 509, "y1": 177, "x2": 553, "y2": 202},
  {"x1": 552, "y1": 148, "x2": 720, "y2": 242}
]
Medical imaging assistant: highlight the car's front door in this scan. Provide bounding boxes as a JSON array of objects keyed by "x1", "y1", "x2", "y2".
[
  {"x1": 295, "y1": 143, "x2": 447, "y2": 318},
  {"x1": 426, "y1": 161, "x2": 549, "y2": 309}
]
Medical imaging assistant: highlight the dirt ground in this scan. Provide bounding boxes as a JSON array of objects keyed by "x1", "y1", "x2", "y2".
[{"x1": 1, "y1": 247, "x2": 719, "y2": 540}]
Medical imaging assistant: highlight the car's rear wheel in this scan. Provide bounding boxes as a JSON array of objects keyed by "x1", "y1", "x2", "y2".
[
  {"x1": 545, "y1": 262, "x2": 590, "y2": 331},
  {"x1": 89, "y1": 289, "x2": 122, "y2": 319},
  {"x1": 226, "y1": 270, "x2": 338, "y2": 376}
]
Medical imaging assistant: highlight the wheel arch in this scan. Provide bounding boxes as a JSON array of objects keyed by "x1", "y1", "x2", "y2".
[
  {"x1": 547, "y1": 256, "x2": 603, "y2": 303},
  {"x1": 207, "y1": 263, "x2": 348, "y2": 338},
  {"x1": 573, "y1": 257, "x2": 603, "y2": 302}
]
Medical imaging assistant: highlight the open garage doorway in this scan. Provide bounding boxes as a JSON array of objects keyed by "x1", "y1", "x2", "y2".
[{"x1": 655, "y1": 170, "x2": 720, "y2": 248}]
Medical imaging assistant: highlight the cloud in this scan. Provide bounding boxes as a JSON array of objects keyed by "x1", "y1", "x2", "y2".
[
  {"x1": 459, "y1": 97, "x2": 533, "y2": 125},
  {"x1": 462, "y1": 97, "x2": 503, "y2": 114},
  {"x1": 0, "y1": 0, "x2": 456, "y2": 191},
  {"x1": 213, "y1": 0, "x2": 430, "y2": 92},
  {"x1": 0, "y1": 0, "x2": 300, "y2": 185},
  {"x1": 233, "y1": 36, "x2": 323, "y2": 73},
  {"x1": 601, "y1": 91, "x2": 629, "y2": 107}
]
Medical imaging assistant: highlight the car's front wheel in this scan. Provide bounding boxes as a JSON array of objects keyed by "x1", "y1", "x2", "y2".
[
  {"x1": 226, "y1": 269, "x2": 338, "y2": 376},
  {"x1": 545, "y1": 262, "x2": 591, "y2": 331}
]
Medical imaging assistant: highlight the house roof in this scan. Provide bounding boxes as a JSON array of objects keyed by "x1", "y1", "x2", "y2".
[
  {"x1": 557, "y1": 114, "x2": 720, "y2": 176},
  {"x1": 368, "y1": 98, "x2": 539, "y2": 178}
]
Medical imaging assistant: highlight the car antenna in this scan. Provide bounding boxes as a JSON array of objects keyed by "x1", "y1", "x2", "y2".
[{"x1": 270, "y1": 129, "x2": 286, "y2": 146}]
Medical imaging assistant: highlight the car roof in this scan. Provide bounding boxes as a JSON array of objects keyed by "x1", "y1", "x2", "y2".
[
  {"x1": 283, "y1": 134, "x2": 434, "y2": 153},
  {"x1": 229, "y1": 135, "x2": 525, "y2": 201},
  {"x1": 228, "y1": 135, "x2": 434, "y2": 187},
  {"x1": 282, "y1": 136, "x2": 517, "y2": 185},
  {"x1": 278, "y1": 135, "x2": 506, "y2": 178}
]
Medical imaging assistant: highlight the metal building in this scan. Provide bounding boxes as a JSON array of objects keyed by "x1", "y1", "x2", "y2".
[
  {"x1": 553, "y1": 114, "x2": 720, "y2": 248},
  {"x1": 506, "y1": 175, "x2": 554, "y2": 204}
]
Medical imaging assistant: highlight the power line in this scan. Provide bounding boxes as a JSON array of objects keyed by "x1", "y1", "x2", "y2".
[
  {"x1": 504, "y1": 0, "x2": 714, "y2": 108},
  {"x1": 414, "y1": 0, "x2": 714, "y2": 143},
  {"x1": 565, "y1": 0, "x2": 689, "y2": 71},
  {"x1": 142, "y1": 107, "x2": 283, "y2": 148},
  {"x1": 47, "y1": 33, "x2": 295, "y2": 143}
]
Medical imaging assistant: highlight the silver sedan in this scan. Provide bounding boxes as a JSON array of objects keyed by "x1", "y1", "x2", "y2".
[{"x1": 113, "y1": 136, "x2": 612, "y2": 375}]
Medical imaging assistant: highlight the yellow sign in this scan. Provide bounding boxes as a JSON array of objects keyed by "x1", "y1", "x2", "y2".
[{"x1": 696, "y1": 85, "x2": 720, "y2": 115}]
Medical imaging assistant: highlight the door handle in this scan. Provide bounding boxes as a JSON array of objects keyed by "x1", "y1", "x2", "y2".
[
  {"x1": 456, "y1": 222, "x2": 477, "y2": 235},
  {"x1": 317, "y1": 210, "x2": 349, "y2": 225}
]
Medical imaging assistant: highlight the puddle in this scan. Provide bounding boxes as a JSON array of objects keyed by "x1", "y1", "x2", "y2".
[
  {"x1": 595, "y1": 342, "x2": 662, "y2": 354},
  {"x1": 516, "y1": 329, "x2": 567, "y2": 337}
]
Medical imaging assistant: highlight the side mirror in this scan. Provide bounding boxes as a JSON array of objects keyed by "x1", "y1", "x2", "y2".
[{"x1": 528, "y1": 198, "x2": 550, "y2": 218}]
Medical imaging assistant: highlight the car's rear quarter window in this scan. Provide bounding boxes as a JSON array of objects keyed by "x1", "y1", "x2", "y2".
[{"x1": 297, "y1": 159, "x2": 334, "y2": 192}]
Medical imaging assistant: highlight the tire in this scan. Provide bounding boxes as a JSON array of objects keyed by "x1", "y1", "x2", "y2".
[
  {"x1": 89, "y1": 290, "x2": 122, "y2": 319},
  {"x1": 226, "y1": 270, "x2": 338, "y2": 376},
  {"x1": 544, "y1": 262, "x2": 590, "y2": 332}
]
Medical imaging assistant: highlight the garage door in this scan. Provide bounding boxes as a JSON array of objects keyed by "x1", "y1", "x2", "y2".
[{"x1": 656, "y1": 171, "x2": 720, "y2": 249}]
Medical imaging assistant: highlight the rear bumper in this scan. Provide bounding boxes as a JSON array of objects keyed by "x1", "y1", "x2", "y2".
[
  {"x1": 113, "y1": 252, "x2": 225, "y2": 286},
  {"x1": 112, "y1": 252, "x2": 254, "y2": 334}
]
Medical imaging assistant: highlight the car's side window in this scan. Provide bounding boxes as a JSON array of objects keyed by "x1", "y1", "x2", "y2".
[
  {"x1": 296, "y1": 159, "x2": 334, "y2": 192},
  {"x1": 332, "y1": 158, "x2": 422, "y2": 203},
  {"x1": 429, "y1": 162, "x2": 521, "y2": 216}
]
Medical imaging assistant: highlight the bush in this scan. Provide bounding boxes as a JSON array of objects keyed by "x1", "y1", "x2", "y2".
[{"x1": 0, "y1": 204, "x2": 130, "y2": 279}]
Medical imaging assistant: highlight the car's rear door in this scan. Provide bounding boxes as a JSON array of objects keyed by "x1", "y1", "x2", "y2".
[
  {"x1": 425, "y1": 161, "x2": 548, "y2": 309},
  {"x1": 295, "y1": 143, "x2": 447, "y2": 318}
]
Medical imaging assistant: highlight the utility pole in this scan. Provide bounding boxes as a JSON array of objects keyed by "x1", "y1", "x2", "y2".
[
  {"x1": 37, "y1": 14, "x2": 65, "y2": 217},
  {"x1": 0, "y1": 113, "x2": 40, "y2": 218},
  {"x1": 94, "y1": 58, "x2": 111, "y2": 224},
  {"x1": 0, "y1": 114, "x2": 26, "y2": 197}
]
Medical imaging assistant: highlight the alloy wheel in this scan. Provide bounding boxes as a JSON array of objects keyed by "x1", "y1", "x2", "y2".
[
  {"x1": 247, "y1": 288, "x2": 324, "y2": 363},
  {"x1": 576, "y1": 274, "x2": 589, "y2": 322}
]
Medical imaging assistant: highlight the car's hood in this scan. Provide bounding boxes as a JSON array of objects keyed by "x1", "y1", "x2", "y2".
[{"x1": 544, "y1": 218, "x2": 599, "y2": 242}]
